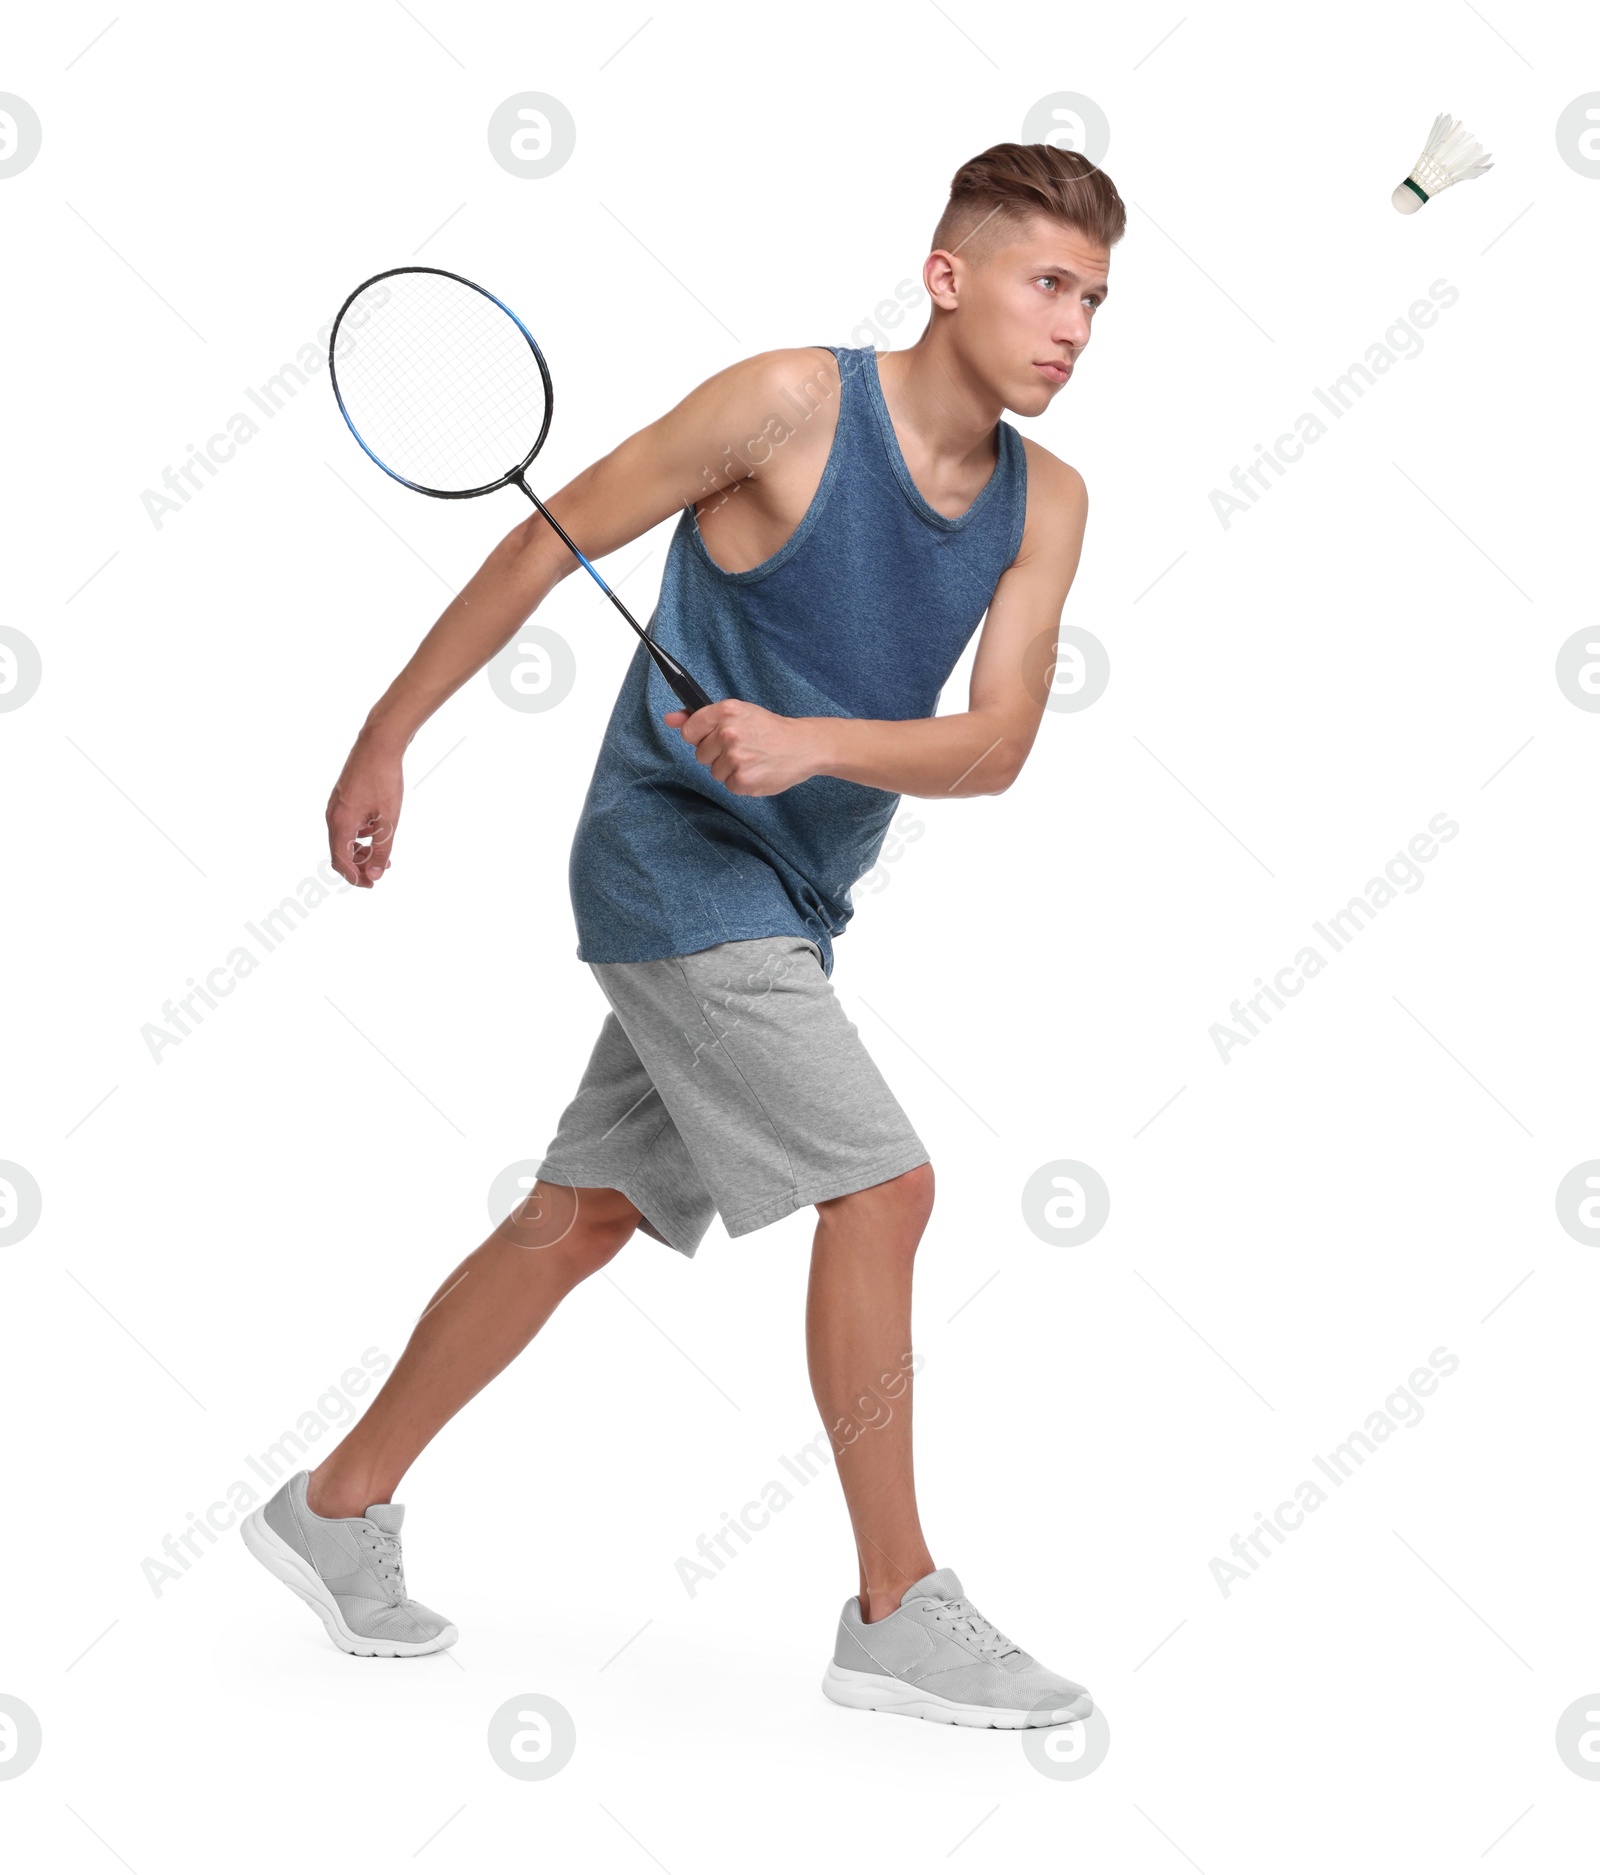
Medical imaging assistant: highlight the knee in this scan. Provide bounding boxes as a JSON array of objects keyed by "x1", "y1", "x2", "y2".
[
  {"x1": 891, "y1": 1159, "x2": 936, "y2": 1228},
  {"x1": 818, "y1": 1159, "x2": 935, "y2": 1240},
  {"x1": 544, "y1": 1227, "x2": 630, "y2": 1281},
  {"x1": 498, "y1": 1181, "x2": 639, "y2": 1273}
]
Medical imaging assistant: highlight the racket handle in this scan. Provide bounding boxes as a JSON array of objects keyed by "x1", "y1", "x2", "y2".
[
  {"x1": 651, "y1": 652, "x2": 714, "y2": 715},
  {"x1": 512, "y1": 475, "x2": 716, "y2": 715}
]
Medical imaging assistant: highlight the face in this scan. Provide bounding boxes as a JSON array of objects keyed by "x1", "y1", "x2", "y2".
[{"x1": 937, "y1": 211, "x2": 1111, "y2": 416}]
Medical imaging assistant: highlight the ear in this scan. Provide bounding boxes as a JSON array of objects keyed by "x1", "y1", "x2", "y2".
[{"x1": 923, "y1": 249, "x2": 961, "y2": 312}]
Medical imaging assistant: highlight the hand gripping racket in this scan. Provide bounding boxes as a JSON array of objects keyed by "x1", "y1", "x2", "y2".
[{"x1": 327, "y1": 265, "x2": 714, "y2": 714}]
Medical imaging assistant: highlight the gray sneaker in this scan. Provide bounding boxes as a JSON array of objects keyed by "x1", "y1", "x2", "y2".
[
  {"x1": 822, "y1": 1566, "x2": 1091, "y2": 1728},
  {"x1": 241, "y1": 1470, "x2": 457, "y2": 1657}
]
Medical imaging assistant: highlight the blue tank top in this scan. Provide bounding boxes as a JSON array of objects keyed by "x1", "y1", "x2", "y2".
[{"x1": 568, "y1": 343, "x2": 1029, "y2": 977}]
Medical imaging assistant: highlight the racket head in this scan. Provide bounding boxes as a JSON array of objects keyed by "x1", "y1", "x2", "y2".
[{"x1": 328, "y1": 266, "x2": 554, "y2": 499}]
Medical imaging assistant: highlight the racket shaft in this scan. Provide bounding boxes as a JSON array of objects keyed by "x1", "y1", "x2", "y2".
[{"x1": 513, "y1": 477, "x2": 713, "y2": 714}]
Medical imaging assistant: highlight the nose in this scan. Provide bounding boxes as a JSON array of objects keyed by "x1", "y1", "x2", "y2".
[{"x1": 1054, "y1": 308, "x2": 1090, "y2": 352}]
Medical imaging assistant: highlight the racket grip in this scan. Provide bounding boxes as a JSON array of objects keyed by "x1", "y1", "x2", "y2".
[{"x1": 650, "y1": 644, "x2": 715, "y2": 714}]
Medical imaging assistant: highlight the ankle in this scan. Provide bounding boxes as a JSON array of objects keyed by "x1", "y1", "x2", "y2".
[
  {"x1": 860, "y1": 1573, "x2": 930, "y2": 1624},
  {"x1": 305, "y1": 1463, "x2": 384, "y2": 1521}
]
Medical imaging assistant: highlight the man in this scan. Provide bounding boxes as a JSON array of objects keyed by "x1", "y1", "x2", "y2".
[{"x1": 243, "y1": 140, "x2": 1122, "y2": 1729}]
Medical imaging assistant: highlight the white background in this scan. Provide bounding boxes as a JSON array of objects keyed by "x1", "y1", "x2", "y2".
[{"x1": 3, "y1": 1, "x2": 1597, "y2": 1867}]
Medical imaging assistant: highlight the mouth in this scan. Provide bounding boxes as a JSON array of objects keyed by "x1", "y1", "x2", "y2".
[{"x1": 1034, "y1": 360, "x2": 1072, "y2": 386}]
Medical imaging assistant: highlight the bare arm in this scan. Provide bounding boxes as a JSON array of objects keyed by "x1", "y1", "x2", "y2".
[
  {"x1": 325, "y1": 349, "x2": 821, "y2": 885},
  {"x1": 666, "y1": 442, "x2": 1089, "y2": 799}
]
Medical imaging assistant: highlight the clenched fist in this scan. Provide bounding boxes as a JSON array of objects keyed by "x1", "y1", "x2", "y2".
[{"x1": 664, "y1": 699, "x2": 819, "y2": 797}]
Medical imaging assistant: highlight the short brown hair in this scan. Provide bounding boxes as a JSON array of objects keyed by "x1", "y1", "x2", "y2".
[{"x1": 932, "y1": 141, "x2": 1126, "y2": 259}]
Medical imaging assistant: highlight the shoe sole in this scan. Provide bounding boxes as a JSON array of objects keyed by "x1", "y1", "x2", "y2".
[
  {"x1": 240, "y1": 1507, "x2": 457, "y2": 1658},
  {"x1": 821, "y1": 1660, "x2": 1091, "y2": 1729}
]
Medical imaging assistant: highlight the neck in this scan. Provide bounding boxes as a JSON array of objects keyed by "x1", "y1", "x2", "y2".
[{"x1": 877, "y1": 325, "x2": 1002, "y2": 475}]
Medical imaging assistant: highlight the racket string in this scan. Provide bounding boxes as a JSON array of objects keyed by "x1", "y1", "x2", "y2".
[{"x1": 334, "y1": 270, "x2": 549, "y2": 492}]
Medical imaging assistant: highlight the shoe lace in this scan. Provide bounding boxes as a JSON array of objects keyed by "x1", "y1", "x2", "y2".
[
  {"x1": 926, "y1": 1595, "x2": 1021, "y2": 1662},
  {"x1": 363, "y1": 1527, "x2": 407, "y2": 1601}
]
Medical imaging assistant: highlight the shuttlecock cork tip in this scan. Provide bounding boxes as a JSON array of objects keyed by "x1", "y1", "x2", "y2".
[{"x1": 1391, "y1": 181, "x2": 1425, "y2": 215}]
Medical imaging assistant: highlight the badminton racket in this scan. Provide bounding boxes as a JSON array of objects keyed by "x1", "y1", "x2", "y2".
[{"x1": 327, "y1": 265, "x2": 714, "y2": 714}]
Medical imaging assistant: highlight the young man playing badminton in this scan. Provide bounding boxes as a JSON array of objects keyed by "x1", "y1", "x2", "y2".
[{"x1": 246, "y1": 142, "x2": 1121, "y2": 1729}]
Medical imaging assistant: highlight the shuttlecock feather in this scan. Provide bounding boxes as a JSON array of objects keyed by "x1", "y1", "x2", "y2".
[{"x1": 1392, "y1": 113, "x2": 1493, "y2": 213}]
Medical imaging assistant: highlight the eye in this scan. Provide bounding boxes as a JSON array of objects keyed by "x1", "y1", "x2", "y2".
[{"x1": 1034, "y1": 274, "x2": 1058, "y2": 292}]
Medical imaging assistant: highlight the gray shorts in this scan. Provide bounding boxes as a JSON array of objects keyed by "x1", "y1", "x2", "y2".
[{"x1": 534, "y1": 934, "x2": 930, "y2": 1257}]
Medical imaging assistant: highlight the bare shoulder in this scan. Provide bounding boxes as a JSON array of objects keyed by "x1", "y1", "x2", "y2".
[
  {"x1": 673, "y1": 346, "x2": 839, "y2": 436},
  {"x1": 746, "y1": 344, "x2": 841, "y2": 409},
  {"x1": 715, "y1": 346, "x2": 842, "y2": 464},
  {"x1": 1015, "y1": 436, "x2": 1089, "y2": 565},
  {"x1": 524, "y1": 349, "x2": 842, "y2": 569},
  {"x1": 646, "y1": 346, "x2": 840, "y2": 503},
  {"x1": 1019, "y1": 435, "x2": 1089, "y2": 513}
]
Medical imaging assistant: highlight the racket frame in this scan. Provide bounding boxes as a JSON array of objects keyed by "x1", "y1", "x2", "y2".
[{"x1": 328, "y1": 264, "x2": 555, "y2": 500}]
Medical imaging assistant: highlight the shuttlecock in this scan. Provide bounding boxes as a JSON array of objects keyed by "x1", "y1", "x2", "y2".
[{"x1": 1392, "y1": 113, "x2": 1494, "y2": 213}]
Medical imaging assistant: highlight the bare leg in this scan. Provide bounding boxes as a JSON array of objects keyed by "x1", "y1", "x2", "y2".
[
  {"x1": 806, "y1": 1162, "x2": 937, "y2": 1622},
  {"x1": 306, "y1": 1181, "x2": 640, "y2": 1517}
]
